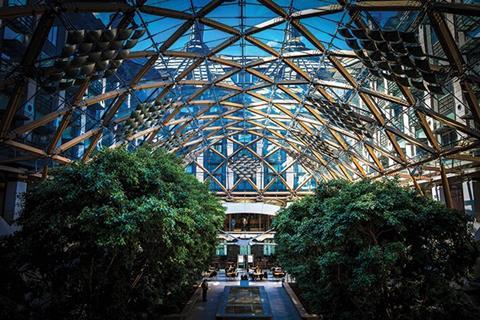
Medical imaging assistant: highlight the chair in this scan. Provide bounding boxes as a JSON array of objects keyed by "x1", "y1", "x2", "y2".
[{"x1": 272, "y1": 267, "x2": 285, "y2": 278}]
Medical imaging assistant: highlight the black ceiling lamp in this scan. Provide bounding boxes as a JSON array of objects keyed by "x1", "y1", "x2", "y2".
[
  {"x1": 339, "y1": 26, "x2": 446, "y2": 94},
  {"x1": 39, "y1": 26, "x2": 145, "y2": 93},
  {"x1": 307, "y1": 97, "x2": 374, "y2": 139},
  {"x1": 118, "y1": 99, "x2": 173, "y2": 140}
]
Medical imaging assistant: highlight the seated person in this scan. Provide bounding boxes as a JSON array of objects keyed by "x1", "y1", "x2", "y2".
[
  {"x1": 273, "y1": 267, "x2": 285, "y2": 277},
  {"x1": 226, "y1": 265, "x2": 236, "y2": 277}
]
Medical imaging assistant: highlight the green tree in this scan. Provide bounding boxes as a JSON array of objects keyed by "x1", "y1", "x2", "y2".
[
  {"x1": 274, "y1": 179, "x2": 479, "y2": 320},
  {"x1": 0, "y1": 147, "x2": 224, "y2": 320}
]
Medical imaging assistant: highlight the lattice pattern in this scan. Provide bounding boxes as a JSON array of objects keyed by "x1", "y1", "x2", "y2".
[
  {"x1": 119, "y1": 99, "x2": 171, "y2": 138},
  {"x1": 308, "y1": 98, "x2": 374, "y2": 139},
  {"x1": 39, "y1": 28, "x2": 145, "y2": 93},
  {"x1": 340, "y1": 27, "x2": 445, "y2": 94},
  {"x1": 228, "y1": 155, "x2": 260, "y2": 179},
  {"x1": 0, "y1": 0, "x2": 478, "y2": 202},
  {"x1": 291, "y1": 129, "x2": 337, "y2": 159}
]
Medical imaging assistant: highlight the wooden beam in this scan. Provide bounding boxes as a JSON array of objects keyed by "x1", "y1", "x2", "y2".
[
  {"x1": 82, "y1": 54, "x2": 159, "y2": 162},
  {"x1": 47, "y1": 79, "x2": 90, "y2": 154},
  {"x1": 57, "y1": 128, "x2": 100, "y2": 153},
  {"x1": 428, "y1": 10, "x2": 480, "y2": 125},
  {"x1": 353, "y1": 1, "x2": 424, "y2": 11},
  {"x1": 0, "y1": 12, "x2": 55, "y2": 138},
  {"x1": 3, "y1": 140, "x2": 71, "y2": 164},
  {"x1": 140, "y1": 6, "x2": 194, "y2": 19},
  {"x1": 439, "y1": 161, "x2": 453, "y2": 208},
  {"x1": 432, "y1": 2, "x2": 480, "y2": 17}
]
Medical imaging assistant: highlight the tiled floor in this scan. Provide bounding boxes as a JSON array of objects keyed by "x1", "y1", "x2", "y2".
[{"x1": 186, "y1": 271, "x2": 301, "y2": 320}]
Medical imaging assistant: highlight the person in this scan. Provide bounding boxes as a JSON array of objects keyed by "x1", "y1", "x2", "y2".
[
  {"x1": 242, "y1": 217, "x2": 247, "y2": 231},
  {"x1": 231, "y1": 217, "x2": 236, "y2": 231},
  {"x1": 201, "y1": 279, "x2": 209, "y2": 302}
]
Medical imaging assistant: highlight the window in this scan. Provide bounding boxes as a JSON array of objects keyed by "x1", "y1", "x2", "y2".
[
  {"x1": 216, "y1": 243, "x2": 227, "y2": 256},
  {"x1": 0, "y1": 182, "x2": 5, "y2": 218},
  {"x1": 48, "y1": 26, "x2": 58, "y2": 45},
  {"x1": 263, "y1": 240, "x2": 276, "y2": 256},
  {"x1": 239, "y1": 245, "x2": 250, "y2": 255}
]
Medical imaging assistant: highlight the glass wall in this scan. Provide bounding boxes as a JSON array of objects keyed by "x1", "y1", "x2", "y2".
[{"x1": 223, "y1": 213, "x2": 274, "y2": 232}]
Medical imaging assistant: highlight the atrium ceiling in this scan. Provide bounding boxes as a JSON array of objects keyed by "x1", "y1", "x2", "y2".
[{"x1": 0, "y1": 0, "x2": 479, "y2": 203}]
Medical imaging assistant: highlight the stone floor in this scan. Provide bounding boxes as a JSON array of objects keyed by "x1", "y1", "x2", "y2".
[{"x1": 186, "y1": 271, "x2": 301, "y2": 320}]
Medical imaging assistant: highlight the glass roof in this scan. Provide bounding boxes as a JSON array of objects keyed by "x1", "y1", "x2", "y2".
[{"x1": 0, "y1": 0, "x2": 479, "y2": 202}]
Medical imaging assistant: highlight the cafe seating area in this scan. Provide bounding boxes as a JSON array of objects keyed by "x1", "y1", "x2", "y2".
[{"x1": 204, "y1": 264, "x2": 286, "y2": 282}]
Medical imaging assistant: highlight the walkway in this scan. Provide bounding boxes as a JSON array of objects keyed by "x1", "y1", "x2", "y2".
[{"x1": 186, "y1": 272, "x2": 301, "y2": 320}]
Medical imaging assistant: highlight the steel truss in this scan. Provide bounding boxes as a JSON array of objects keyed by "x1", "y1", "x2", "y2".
[{"x1": 0, "y1": 0, "x2": 479, "y2": 204}]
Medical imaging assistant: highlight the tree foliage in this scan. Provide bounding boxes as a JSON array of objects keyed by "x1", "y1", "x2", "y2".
[
  {"x1": 0, "y1": 147, "x2": 224, "y2": 320},
  {"x1": 274, "y1": 179, "x2": 479, "y2": 320}
]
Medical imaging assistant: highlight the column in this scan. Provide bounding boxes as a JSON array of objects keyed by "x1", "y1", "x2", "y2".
[
  {"x1": 227, "y1": 140, "x2": 234, "y2": 190},
  {"x1": 196, "y1": 154, "x2": 204, "y2": 182},
  {"x1": 463, "y1": 180, "x2": 480, "y2": 220},
  {"x1": 3, "y1": 180, "x2": 27, "y2": 223}
]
